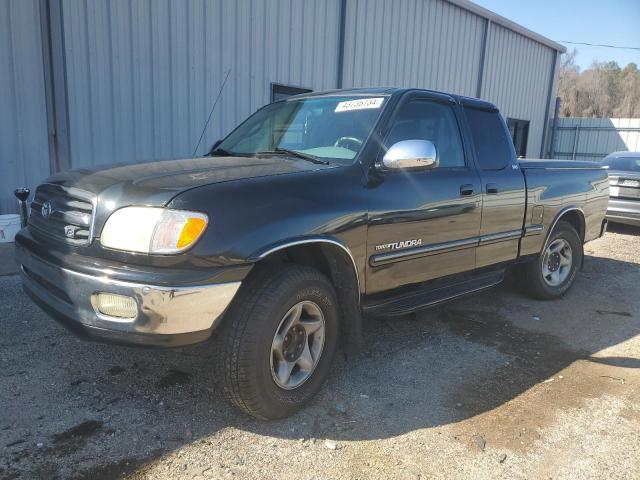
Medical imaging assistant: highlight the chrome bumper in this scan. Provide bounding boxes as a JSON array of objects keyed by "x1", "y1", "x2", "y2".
[
  {"x1": 606, "y1": 198, "x2": 640, "y2": 226},
  {"x1": 16, "y1": 243, "x2": 240, "y2": 344}
]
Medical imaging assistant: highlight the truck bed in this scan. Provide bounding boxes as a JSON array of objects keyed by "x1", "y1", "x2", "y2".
[{"x1": 518, "y1": 158, "x2": 609, "y2": 258}]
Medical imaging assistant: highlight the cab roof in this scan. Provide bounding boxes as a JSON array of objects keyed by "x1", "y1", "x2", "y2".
[{"x1": 288, "y1": 87, "x2": 498, "y2": 111}]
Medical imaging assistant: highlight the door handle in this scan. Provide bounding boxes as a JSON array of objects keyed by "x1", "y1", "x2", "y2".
[
  {"x1": 486, "y1": 183, "x2": 499, "y2": 194},
  {"x1": 460, "y1": 184, "x2": 474, "y2": 196}
]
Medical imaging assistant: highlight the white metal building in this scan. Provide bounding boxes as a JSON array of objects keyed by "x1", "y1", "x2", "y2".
[{"x1": 0, "y1": 0, "x2": 565, "y2": 213}]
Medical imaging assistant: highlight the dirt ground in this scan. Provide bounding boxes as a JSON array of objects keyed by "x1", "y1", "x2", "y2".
[{"x1": 1, "y1": 224, "x2": 639, "y2": 480}]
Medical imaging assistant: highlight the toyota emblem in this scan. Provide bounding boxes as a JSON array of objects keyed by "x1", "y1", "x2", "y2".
[{"x1": 41, "y1": 200, "x2": 52, "y2": 219}]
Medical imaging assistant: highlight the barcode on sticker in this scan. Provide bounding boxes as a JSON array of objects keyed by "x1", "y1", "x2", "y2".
[{"x1": 335, "y1": 97, "x2": 384, "y2": 112}]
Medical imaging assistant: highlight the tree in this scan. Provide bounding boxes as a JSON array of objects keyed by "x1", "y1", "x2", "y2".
[
  {"x1": 616, "y1": 63, "x2": 640, "y2": 117},
  {"x1": 557, "y1": 50, "x2": 581, "y2": 117},
  {"x1": 557, "y1": 51, "x2": 640, "y2": 117}
]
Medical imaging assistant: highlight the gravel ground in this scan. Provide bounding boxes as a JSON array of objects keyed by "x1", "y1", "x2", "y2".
[{"x1": 1, "y1": 224, "x2": 639, "y2": 479}]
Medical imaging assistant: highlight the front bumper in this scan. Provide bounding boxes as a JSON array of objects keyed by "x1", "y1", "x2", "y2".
[
  {"x1": 16, "y1": 241, "x2": 241, "y2": 347},
  {"x1": 606, "y1": 198, "x2": 640, "y2": 227}
]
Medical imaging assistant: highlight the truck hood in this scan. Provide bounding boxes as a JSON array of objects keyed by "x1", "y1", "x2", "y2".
[{"x1": 44, "y1": 155, "x2": 334, "y2": 207}]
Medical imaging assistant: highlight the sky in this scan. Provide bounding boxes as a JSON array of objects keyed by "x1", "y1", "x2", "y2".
[{"x1": 473, "y1": 0, "x2": 640, "y2": 70}]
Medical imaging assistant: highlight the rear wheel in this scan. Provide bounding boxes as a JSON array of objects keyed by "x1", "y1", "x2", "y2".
[
  {"x1": 517, "y1": 220, "x2": 583, "y2": 300},
  {"x1": 216, "y1": 264, "x2": 339, "y2": 420}
]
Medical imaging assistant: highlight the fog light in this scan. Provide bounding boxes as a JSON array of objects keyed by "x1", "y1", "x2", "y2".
[{"x1": 96, "y1": 293, "x2": 137, "y2": 319}]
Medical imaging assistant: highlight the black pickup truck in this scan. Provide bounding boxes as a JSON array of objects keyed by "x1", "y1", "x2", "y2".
[{"x1": 16, "y1": 88, "x2": 609, "y2": 419}]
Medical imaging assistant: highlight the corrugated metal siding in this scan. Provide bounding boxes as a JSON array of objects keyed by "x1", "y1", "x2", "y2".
[
  {"x1": 481, "y1": 23, "x2": 555, "y2": 158},
  {"x1": 0, "y1": 0, "x2": 50, "y2": 214},
  {"x1": 554, "y1": 118, "x2": 640, "y2": 162},
  {"x1": 1, "y1": 0, "x2": 562, "y2": 213},
  {"x1": 341, "y1": 0, "x2": 485, "y2": 97},
  {"x1": 61, "y1": 0, "x2": 342, "y2": 168},
  {"x1": 541, "y1": 52, "x2": 560, "y2": 157}
]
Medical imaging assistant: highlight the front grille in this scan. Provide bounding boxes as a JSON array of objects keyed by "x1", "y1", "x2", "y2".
[{"x1": 29, "y1": 184, "x2": 95, "y2": 245}]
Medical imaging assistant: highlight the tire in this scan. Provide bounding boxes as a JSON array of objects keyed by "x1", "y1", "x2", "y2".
[
  {"x1": 216, "y1": 264, "x2": 339, "y2": 420},
  {"x1": 517, "y1": 220, "x2": 583, "y2": 300}
]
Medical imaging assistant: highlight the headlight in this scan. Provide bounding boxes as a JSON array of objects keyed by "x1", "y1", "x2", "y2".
[{"x1": 100, "y1": 207, "x2": 208, "y2": 254}]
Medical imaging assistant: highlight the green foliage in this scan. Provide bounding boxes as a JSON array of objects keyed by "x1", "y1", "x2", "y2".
[{"x1": 558, "y1": 49, "x2": 640, "y2": 118}]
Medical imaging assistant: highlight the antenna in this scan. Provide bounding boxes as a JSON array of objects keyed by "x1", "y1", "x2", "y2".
[{"x1": 193, "y1": 68, "x2": 232, "y2": 157}]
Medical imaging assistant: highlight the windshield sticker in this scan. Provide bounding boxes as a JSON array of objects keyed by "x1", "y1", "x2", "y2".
[{"x1": 335, "y1": 97, "x2": 385, "y2": 112}]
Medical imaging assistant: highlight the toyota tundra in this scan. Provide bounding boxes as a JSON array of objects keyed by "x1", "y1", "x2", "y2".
[{"x1": 16, "y1": 88, "x2": 609, "y2": 419}]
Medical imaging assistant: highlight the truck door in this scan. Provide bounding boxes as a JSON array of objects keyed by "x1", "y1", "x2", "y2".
[
  {"x1": 365, "y1": 94, "x2": 482, "y2": 294},
  {"x1": 461, "y1": 103, "x2": 526, "y2": 268}
]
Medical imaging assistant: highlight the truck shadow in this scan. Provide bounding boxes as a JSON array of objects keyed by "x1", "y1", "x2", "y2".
[
  {"x1": 606, "y1": 222, "x2": 640, "y2": 235},
  {"x1": 2, "y1": 248, "x2": 639, "y2": 479}
]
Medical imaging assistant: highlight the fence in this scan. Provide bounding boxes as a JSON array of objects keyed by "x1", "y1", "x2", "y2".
[{"x1": 551, "y1": 118, "x2": 640, "y2": 162}]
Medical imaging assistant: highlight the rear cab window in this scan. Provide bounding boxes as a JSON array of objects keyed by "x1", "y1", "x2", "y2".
[{"x1": 464, "y1": 107, "x2": 515, "y2": 170}]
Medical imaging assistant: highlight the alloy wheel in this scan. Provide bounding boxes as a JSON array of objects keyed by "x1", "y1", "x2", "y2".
[
  {"x1": 270, "y1": 301, "x2": 326, "y2": 390},
  {"x1": 542, "y1": 238, "x2": 573, "y2": 287}
]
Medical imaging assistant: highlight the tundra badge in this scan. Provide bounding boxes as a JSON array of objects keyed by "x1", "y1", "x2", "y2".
[{"x1": 375, "y1": 239, "x2": 422, "y2": 251}]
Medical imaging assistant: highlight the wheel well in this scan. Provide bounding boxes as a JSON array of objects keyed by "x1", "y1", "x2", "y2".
[
  {"x1": 255, "y1": 242, "x2": 362, "y2": 353},
  {"x1": 557, "y1": 209, "x2": 585, "y2": 242}
]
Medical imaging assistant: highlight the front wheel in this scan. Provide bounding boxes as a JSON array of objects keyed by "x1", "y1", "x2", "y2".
[
  {"x1": 216, "y1": 264, "x2": 339, "y2": 420},
  {"x1": 517, "y1": 220, "x2": 583, "y2": 300}
]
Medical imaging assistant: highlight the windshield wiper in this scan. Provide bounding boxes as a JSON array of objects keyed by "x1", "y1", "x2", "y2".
[
  {"x1": 209, "y1": 147, "x2": 236, "y2": 156},
  {"x1": 256, "y1": 147, "x2": 330, "y2": 165}
]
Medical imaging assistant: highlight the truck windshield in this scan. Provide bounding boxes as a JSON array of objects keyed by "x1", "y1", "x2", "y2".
[{"x1": 213, "y1": 96, "x2": 388, "y2": 165}]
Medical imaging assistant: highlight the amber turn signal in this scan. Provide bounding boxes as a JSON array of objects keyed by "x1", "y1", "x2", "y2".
[{"x1": 177, "y1": 217, "x2": 208, "y2": 249}]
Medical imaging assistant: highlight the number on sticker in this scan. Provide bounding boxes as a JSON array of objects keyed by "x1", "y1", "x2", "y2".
[{"x1": 335, "y1": 97, "x2": 385, "y2": 112}]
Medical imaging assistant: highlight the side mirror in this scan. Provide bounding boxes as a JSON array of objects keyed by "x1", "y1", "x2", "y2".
[{"x1": 380, "y1": 140, "x2": 438, "y2": 171}]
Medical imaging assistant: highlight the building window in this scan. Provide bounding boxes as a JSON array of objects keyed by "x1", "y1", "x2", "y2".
[
  {"x1": 506, "y1": 118, "x2": 530, "y2": 158},
  {"x1": 271, "y1": 83, "x2": 312, "y2": 102}
]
